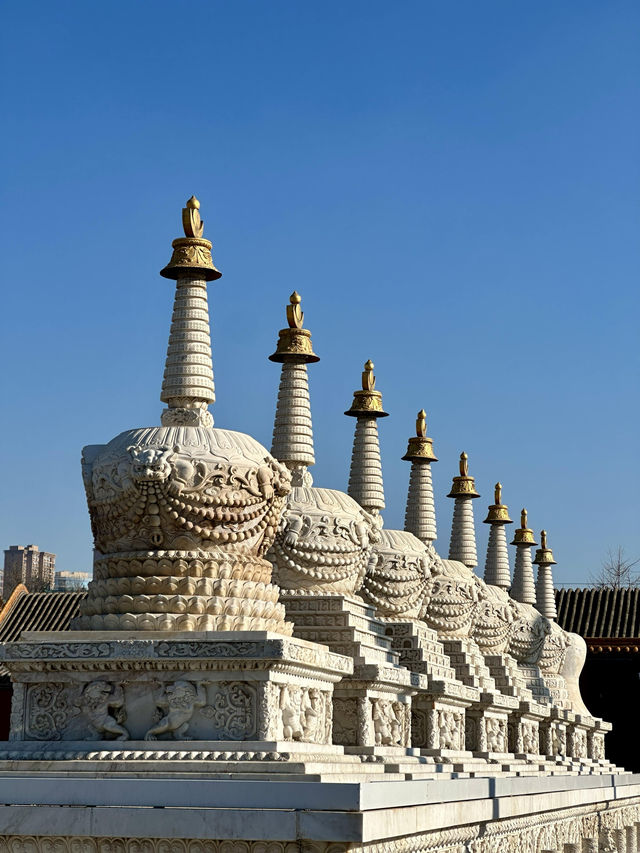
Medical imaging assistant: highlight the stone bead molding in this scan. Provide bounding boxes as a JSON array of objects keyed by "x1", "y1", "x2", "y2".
[
  {"x1": 360, "y1": 529, "x2": 431, "y2": 620},
  {"x1": 268, "y1": 487, "x2": 380, "y2": 596}
]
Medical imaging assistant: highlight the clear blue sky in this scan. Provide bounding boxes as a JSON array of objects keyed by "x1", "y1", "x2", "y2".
[{"x1": 1, "y1": 1, "x2": 638, "y2": 585}]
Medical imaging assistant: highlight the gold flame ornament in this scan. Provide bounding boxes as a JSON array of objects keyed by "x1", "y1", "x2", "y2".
[
  {"x1": 182, "y1": 196, "x2": 204, "y2": 238},
  {"x1": 534, "y1": 529, "x2": 557, "y2": 566},
  {"x1": 161, "y1": 195, "x2": 221, "y2": 281},
  {"x1": 511, "y1": 507, "x2": 537, "y2": 546}
]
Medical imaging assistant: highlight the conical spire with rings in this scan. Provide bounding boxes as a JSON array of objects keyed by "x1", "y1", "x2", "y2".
[
  {"x1": 534, "y1": 529, "x2": 558, "y2": 619},
  {"x1": 402, "y1": 409, "x2": 438, "y2": 543},
  {"x1": 268, "y1": 292, "x2": 319, "y2": 487},
  {"x1": 482, "y1": 482, "x2": 513, "y2": 588},
  {"x1": 447, "y1": 452, "x2": 480, "y2": 568},
  {"x1": 159, "y1": 196, "x2": 221, "y2": 428},
  {"x1": 510, "y1": 508, "x2": 538, "y2": 605},
  {"x1": 345, "y1": 360, "x2": 388, "y2": 516}
]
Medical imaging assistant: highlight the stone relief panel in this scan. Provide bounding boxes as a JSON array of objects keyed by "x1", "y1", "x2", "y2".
[
  {"x1": 278, "y1": 685, "x2": 332, "y2": 744},
  {"x1": 485, "y1": 717, "x2": 508, "y2": 753},
  {"x1": 332, "y1": 697, "x2": 358, "y2": 747},
  {"x1": 145, "y1": 681, "x2": 206, "y2": 740},
  {"x1": 371, "y1": 698, "x2": 409, "y2": 747},
  {"x1": 268, "y1": 485, "x2": 379, "y2": 596},
  {"x1": 437, "y1": 709, "x2": 464, "y2": 750}
]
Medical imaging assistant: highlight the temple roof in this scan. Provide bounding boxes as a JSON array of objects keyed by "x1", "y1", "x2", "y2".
[
  {"x1": 555, "y1": 587, "x2": 640, "y2": 639},
  {"x1": 0, "y1": 586, "x2": 86, "y2": 677}
]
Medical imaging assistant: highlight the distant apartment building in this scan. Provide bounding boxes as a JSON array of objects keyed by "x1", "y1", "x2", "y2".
[
  {"x1": 54, "y1": 571, "x2": 91, "y2": 591},
  {"x1": 3, "y1": 545, "x2": 56, "y2": 597}
]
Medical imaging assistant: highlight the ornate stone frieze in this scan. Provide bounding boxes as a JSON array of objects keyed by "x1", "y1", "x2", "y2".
[
  {"x1": 421, "y1": 559, "x2": 479, "y2": 638},
  {"x1": 361, "y1": 529, "x2": 430, "y2": 620},
  {"x1": 268, "y1": 486, "x2": 379, "y2": 596},
  {"x1": 471, "y1": 580, "x2": 514, "y2": 654}
]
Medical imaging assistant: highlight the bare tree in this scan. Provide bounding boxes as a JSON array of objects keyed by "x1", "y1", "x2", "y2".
[{"x1": 589, "y1": 547, "x2": 640, "y2": 589}]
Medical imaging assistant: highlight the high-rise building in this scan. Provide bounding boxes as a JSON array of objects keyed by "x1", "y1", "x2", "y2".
[
  {"x1": 2, "y1": 545, "x2": 56, "y2": 597},
  {"x1": 54, "y1": 571, "x2": 90, "y2": 591}
]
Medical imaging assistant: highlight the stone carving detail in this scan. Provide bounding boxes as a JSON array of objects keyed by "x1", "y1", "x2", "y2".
[
  {"x1": 332, "y1": 697, "x2": 357, "y2": 746},
  {"x1": 485, "y1": 717, "x2": 507, "y2": 753},
  {"x1": 145, "y1": 681, "x2": 206, "y2": 740},
  {"x1": 508, "y1": 602, "x2": 550, "y2": 664},
  {"x1": 268, "y1": 486, "x2": 379, "y2": 595},
  {"x1": 26, "y1": 684, "x2": 79, "y2": 741},
  {"x1": 438, "y1": 709, "x2": 463, "y2": 750},
  {"x1": 77, "y1": 426, "x2": 293, "y2": 634},
  {"x1": 279, "y1": 685, "x2": 331, "y2": 743},
  {"x1": 519, "y1": 720, "x2": 539, "y2": 754},
  {"x1": 200, "y1": 682, "x2": 256, "y2": 740},
  {"x1": 80, "y1": 681, "x2": 128, "y2": 740},
  {"x1": 361, "y1": 528, "x2": 430, "y2": 620},
  {"x1": 471, "y1": 580, "x2": 514, "y2": 654},
  {"x1": 538, "y1": 620, "x2": 568, "y2": 674},
  {"x1": 371, "y1": 698, "x2": 407, "y2": 746},
  {"x1": 421, "y1": 559, "x2": 479, "y2": 638}
]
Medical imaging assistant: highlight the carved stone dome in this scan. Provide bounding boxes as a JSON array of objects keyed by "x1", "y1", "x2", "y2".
[
  {"x1": 421, "y1": 558, "x2": 479, "y2": 638},
  {"x1": 267, "y1": 486, "x2": 379, "y2": 595},
  {"x1": 75, "y1": 425, "x2": 293, "y2": 633},
  {"x1": 360, "y1": 529, "x2": 430, "y2": 620}
]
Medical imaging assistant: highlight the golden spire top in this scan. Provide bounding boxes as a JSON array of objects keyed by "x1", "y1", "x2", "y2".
[
  {"x1": 402, "y1": 408, "x2": 437, "y2": 462},
  {"x1": 345, "y1": 359, "x2": 388, "y2": 418},
  {"x1": 182, "y1": 195, "x2": 204, "y2": 238},
  {"x1": 362, "y1": 360, "x2": 376, "y2": 391},
  {"x1": 448, "y1": 451, "x2": 479, "y2": 499},
  {"x1": 511, "y1": 506, "x2": 537, "y2": 546},
  {"x1": 286, "y1": 291, "x2": 303, "y2": 329},
  {"x1": 160, "y1": 195, "x2": 221, "y2": 281},
  {"x1": 483, "y1": 480, "x2": 512, "y2": 524},
  {"x1": 533, "y1": 528, "x2": 556, "y2": 566},
  {"x1": 269, "y1": 291, "x2": 319, "y2": 363}
]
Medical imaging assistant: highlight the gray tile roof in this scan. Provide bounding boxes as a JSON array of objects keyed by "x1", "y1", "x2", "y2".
[{"x1": 555, "y1": 587, "x2": 640, "y2": 638}]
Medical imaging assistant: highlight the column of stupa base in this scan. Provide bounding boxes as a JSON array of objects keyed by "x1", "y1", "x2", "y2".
[
  {"x1": 507, "y1": 701, "x2": 550, "y2": 762},
  {"x1": 1, "y1": 632, "x2": 352, "y2": 755},
  {"x1": 75, "y1": 551, "x2": 292, "y2": 635}
]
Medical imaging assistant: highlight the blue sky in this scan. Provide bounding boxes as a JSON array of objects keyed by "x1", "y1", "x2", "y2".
[{"x1": 1, "y1": 1, "x2": 638, "y2": 585}]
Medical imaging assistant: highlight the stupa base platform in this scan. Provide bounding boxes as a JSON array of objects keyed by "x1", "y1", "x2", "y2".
[
  {"x1": 0, "y1": 631, "x2": 352, "y2": 746},
  {"x1": 0, "y1": 771, "x2": 637, "y2": 851}
]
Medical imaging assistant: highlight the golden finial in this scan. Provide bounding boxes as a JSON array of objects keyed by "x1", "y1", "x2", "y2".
[
  {"x1": 533, "y1": 528, "x2": 556, "y2": 566},
  {"x1": 402, "y1": 408, "x2": 436, "y2": 462},
  {"x1": 345, "y1": 359, "x2": 387, "y2": 417},
  {"x1": 182, "y1": 195, "x2": 204, "y2": 238},
  {"x1": 160, "y1": 196, "x2": 221, "y2": 281},
  {"x1": 286, "y1": 291, "x2": 303, "y2": 329},
  {"x1": 448, "y1": 451, "x2": 479, "y2": 499},
  {"x1": 459, "y1": 452, "x2": 469, "y2": 477},
  {"x1": 269, "y1": 291, "x2": 319, "y2": 363},
  {"x1": 511, "y1": 507, "x2": 537, "y2": 545},
  {"x1": 483, "y1": 480, "x2": 512, "y2": 524},
  {"x1": 362, "y1": 360, "x2": 376, "y2": 391}
]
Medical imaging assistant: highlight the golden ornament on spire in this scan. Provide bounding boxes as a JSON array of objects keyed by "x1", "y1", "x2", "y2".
[
  {"x1": 402, "y1": 408, "x2": 437, "y2": 463},
  {"x1": 345, "y1": 360, "x2": 388, "y2": 418},
  {"x1": 182, "y1": 196, "x2": 204, "y2": 238},
  {"x1": 534, "y1": 529, "x2": 557, "y2": 566},
  {"x1": 447, "y1": 451, "x2": 480, "y2": 498},
  {"x1": 269, "y1": 291, "x2": 319, "y2": 363},
  {"x1": 161, "y1": 195, "x2": 221, "y2": 281},
  {"x1": 511, "y1": 507, "x2": 537, "y2": 546},
  {"x1": 483, "y1": 480, "x2": 512, "y2": 525}
]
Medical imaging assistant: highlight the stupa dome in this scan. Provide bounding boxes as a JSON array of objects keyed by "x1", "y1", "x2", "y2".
[
  {"x1": 360, "y1": 528, "x2": 430, "y2": 620},
  {"x1": 268, "y1": 485, "x2": 379, "y2": 596}
]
